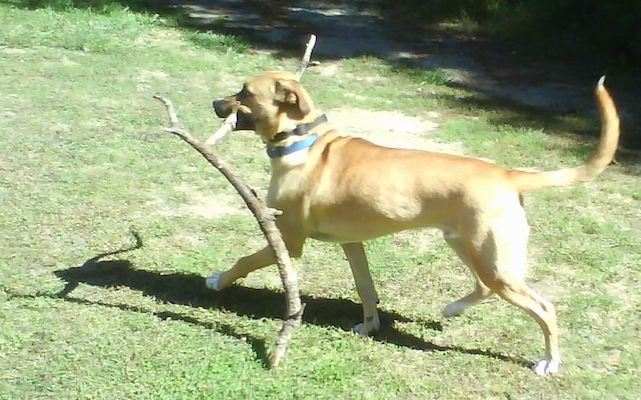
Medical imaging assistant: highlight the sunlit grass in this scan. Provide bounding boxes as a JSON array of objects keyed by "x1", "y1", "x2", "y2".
[{"x1": 1, "y1": 3, "x2": 639, "y2": 399}]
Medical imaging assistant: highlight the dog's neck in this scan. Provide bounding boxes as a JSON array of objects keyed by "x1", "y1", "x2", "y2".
[
  {"x1": 265, "y1": 113, "x2": 329, "y2": 160},
  {"x1": 270, "y1": 114, "x2": 328, "y2": 143}
]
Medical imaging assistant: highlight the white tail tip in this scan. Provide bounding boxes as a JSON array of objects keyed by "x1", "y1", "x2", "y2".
[{"x1": 597, "y1": 75, "x2": 606, "y2": 86}]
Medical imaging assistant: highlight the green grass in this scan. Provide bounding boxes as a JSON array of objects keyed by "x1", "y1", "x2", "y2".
[{"x1": 1, "y1": 3, "x2": 640, "y2": 399}]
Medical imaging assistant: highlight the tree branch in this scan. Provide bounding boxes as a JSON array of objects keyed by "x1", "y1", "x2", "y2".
[
  {"x1": 153, "y1": 94, "x2": 303, "y2": 369},
  {"x1": 153, "y1": 34, "x2": 319, "y2": 369},
  {"x1": 296, "y1": 34, "x2": 319, "y2": 80},
  {"x1": 204, "y1": 106, "x2": 237, "y2": 147}
]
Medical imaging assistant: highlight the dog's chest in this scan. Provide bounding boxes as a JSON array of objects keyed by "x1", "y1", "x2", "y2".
[{"x1": 266, "y1": 168, "x2": 309, "y2": 208}]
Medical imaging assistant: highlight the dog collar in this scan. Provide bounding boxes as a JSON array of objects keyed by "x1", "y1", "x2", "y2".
[
  {"x1": 270, "y1": 114, "x2": 328, "y2": 143},
  {"x1": 266, "y1": 133, "x2": 319, "y2": 159}
]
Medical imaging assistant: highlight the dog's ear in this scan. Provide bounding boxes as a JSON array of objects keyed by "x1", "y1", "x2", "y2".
[{"x1": 274, "y1": 79, "x2": 311, "y2": 116}]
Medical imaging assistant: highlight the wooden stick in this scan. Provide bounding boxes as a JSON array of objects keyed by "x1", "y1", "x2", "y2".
[
  {"x1": 153, "y1": 94, "x2": 304, "y2": 369},
  {"x1": 204, "y1": 106, "x2": 237, "y2": 147},
  {"x1": 296, "y1": 34, "x2": 319, "y2": 80}
]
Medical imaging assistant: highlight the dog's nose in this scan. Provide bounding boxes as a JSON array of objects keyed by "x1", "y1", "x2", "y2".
[{"x1": 212, "y1": 99, "x2": 229, "y2": 118}]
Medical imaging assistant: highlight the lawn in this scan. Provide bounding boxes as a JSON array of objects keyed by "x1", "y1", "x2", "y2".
[{"x1": 1, "y1": 3, "x2": 640, "y2": 399}]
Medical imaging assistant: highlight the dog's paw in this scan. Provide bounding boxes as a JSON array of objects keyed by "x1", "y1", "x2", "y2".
[
  {"x1": 352, "y1": 323, "x2": 370, "y2": 336},
  {"x1": 205, "y1": 273, "x2": 223, "y2": 291},
  {"x1": 532, "y1": 357, "x2": 560, "y2": 376},
  {"x1": 352, "y1": 318, "x2": 380, "y2": 336},
  {"x1": 442, "y1": 301, "x2": 467, "y2": 318}
]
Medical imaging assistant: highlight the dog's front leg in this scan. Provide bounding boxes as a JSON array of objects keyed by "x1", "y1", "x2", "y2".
[
  {"x1": 206, "y1": 246, "x2": 277, "y2": 290},
  {"x1": 341, "y1": 242, "x2": 380, "y2": 335}
]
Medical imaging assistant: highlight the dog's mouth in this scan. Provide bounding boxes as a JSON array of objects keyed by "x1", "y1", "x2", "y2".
[{"x1": 212, "y1": 99, "x2": 254, "y2": 131}]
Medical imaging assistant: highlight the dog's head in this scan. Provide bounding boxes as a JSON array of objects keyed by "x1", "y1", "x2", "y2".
[{"x1": 212, "y1": 71, "x2": 314, "y2": 142}]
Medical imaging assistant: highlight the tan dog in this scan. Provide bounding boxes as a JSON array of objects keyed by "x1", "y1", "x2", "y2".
[{"x1": 208, "y1": 71, "x2": 620, "y2": 375}]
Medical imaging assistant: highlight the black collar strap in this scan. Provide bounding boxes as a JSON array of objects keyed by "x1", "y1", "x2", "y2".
[{"x1": 270, "y1": 114, "x2": 328, "y2": 143}]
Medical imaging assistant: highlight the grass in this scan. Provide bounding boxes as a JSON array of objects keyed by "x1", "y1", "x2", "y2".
[{"x1": 1, "y1": 3, "x2": 640, "y2": 399}]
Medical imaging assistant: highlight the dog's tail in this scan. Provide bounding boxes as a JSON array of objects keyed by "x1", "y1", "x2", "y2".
[{"x1": 508, "y1": 76, "x2": 620, "y2": 193}]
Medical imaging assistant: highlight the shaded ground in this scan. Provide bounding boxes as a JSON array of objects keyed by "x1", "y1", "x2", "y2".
[{"x1": 173, "y1": 0, "x2": 639, "y2": 150}]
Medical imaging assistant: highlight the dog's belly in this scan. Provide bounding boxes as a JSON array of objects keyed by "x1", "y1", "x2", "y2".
[
  {"x1": 303, "y1": 181, "x2": 460, "y2": 242},
  {"x1": 309, "y1": 224, "x2": 456, "y2": 243},
  {"x1": 309, "y1": 212, "x2": 450, "y2": 243},
  {"x1": 308, "y1": 232, "x2": 345, "y2": 242}
]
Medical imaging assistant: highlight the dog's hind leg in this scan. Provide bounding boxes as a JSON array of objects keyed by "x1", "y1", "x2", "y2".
[
  {"x1": 494, "y1": 281, "x2": 560, "y2": 375},
  {"x1": 442, "y1": 278, "x2": 493, "y2": 317},
  {"x1": 469, "y1": 213, "x2": 560, "y2": 375},
  {"x1": 341, "y1": 242, "x2": 381, "y2": 335},
  {"x1": 442, "y1": 237, "x2": 494, "y2": 317}
]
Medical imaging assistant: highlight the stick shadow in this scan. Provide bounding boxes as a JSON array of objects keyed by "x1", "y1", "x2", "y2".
[{"x1": 49, "y1": 250, "x2": 529, "y2": 370}]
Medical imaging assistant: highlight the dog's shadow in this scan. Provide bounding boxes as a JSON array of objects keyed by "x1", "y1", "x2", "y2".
[{"x1": 50, "y1": 237, "x2": 529, "y2": 369}]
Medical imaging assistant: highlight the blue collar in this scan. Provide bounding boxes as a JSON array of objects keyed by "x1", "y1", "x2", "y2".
[{"x1": 266, "y1": 133, "x2": 319, "y2": 159}]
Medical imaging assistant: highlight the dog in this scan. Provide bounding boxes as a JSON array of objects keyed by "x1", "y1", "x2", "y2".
[{"x1": 207, "y1": 70, "x2": 620, "y2": 375}]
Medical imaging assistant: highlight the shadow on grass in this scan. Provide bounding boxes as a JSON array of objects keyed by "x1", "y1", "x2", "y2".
[{"x1": 37, "y1": 231, "x2": 531, "y2": 370}]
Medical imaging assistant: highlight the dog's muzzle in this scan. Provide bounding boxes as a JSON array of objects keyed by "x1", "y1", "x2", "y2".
[
  {"x1": 212, "y1": 98, "x2": 232, "y2": 118},
  {"x1": 212, "y1": 98, "x2": 254, "y2": 130}
]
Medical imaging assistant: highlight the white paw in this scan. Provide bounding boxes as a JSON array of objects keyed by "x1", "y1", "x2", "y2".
[
  {"x1": 352, "y1": 318, "x2": 380, "y2": 336},
  {"x1": 532, "y1": 357, "x2": 560, "y2": 376},
  {"x1": 352, "y1": 323, "x2": 370, "y2": 336},
  {"x1": 205, "y1": 273, "x2": 222, "y2": 291},
  {"x1": 442, "y1": 301, "x2": 466, "y2": 318}
]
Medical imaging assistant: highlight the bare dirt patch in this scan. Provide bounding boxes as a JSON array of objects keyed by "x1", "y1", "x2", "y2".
[
  {"x1": 148, "y1": 182, "x2": 245, "y2": 219},
  {"x1": 326, "y1": 108, "x2": 463, "y2": 154}
]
